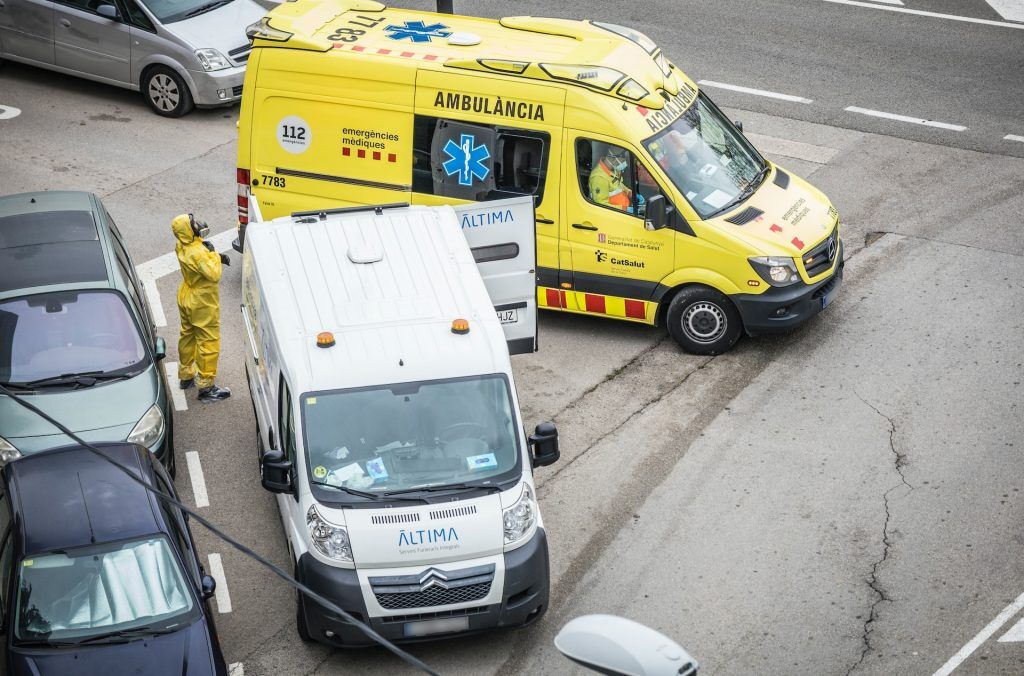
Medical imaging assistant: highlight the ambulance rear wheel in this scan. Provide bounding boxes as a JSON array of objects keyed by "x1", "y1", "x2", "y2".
[{"x1": 666, "y1": 286, "x2": 742, "y2": 355}]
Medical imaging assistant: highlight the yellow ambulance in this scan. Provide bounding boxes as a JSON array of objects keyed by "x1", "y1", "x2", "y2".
[{"x1": 235, "y1": 0, "x2": 843, "y2": 354}]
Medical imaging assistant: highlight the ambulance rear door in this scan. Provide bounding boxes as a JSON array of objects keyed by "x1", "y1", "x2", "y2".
[{"x1": 454, "y1": 196, "x2": 538, "y2": 355}]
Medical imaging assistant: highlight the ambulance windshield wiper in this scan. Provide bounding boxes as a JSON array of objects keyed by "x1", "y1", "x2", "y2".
[
  {"x1": 310, "y1": 480, "x2": 380, "y2": 500},
  {"x1": 384, "y1": 482, "x2": 502, "y2": 497}
]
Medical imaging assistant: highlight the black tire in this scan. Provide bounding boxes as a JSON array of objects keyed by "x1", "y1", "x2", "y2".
[
  {"x1": 296, "y1": 581, "x2": 313, "y2": 642},
  {"x1": 666, "y1": 286, "x2": 743, "y2": 355},
  {"x1": 142, "y1": 66, "x2": 194, "y2": 117}
]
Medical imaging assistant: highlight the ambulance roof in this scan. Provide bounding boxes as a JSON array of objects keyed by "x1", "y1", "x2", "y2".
[
  {"x1": 245, "y1": 204, "x2": 511, "y2": 395},
  {"x1": 254, "y1": 0, "x2": 699, "y2": 113}
]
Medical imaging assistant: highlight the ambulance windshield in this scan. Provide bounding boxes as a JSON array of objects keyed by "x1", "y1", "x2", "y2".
[
  {"x1": 301, "y1": 374, "x2": 521, "y2": 499},
  {"x1": 643, "y1": 92, "x2": 766, "y2": 220}
]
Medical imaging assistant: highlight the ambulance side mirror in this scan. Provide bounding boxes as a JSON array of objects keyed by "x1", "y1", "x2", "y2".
[
  {"x1": 153, "y1": 337, "x2": 166, "y2": 361},
  {"x1": 261, "y1": 449, "x2": 293, "y2": 493},
  {"x1": 644, "y1": 195, "x2": 668, "y2": 231},
  {"x1": 529, "y1": 422, "x2": 559, "y2": 467}
]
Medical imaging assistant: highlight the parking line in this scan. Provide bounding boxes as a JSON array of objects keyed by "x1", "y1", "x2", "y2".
[
  {"x1": 229, "y1": 664, "x2": 245, "y2": 676},
  {"x1": 823, "y1": 0, "x2": 1024, "y2": 29},
  {"x1": 844, "y1": 106, "x2": 967, "y2": 131},
  {"x1": 142, "y1": 279, "x2": 168, "y2": 328},
  {"x1": 208, "y1": 553, "x2": 233, "y2": 613},
  {"x1": 185, "y1": 452, "x2": 209, "y2": 508},
  {"x1": 163, "y1": 362, "x2": 188, "y2": 411},
  {"x1": 932, "y1": 589, "x2": 1024, "y2": 675},
  {"x1": 1005, "y1": 134, "x2": 1024, "y2": 143},
  {"x1": 698, "y1": 80, "x2": 813, "y2": 104}
]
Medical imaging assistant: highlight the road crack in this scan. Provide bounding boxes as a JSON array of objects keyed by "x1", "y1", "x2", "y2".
[{"x1": 847, "y1": 392, "x2": 913, "y2": 675}]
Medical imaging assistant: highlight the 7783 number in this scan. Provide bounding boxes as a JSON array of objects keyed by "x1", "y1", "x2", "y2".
[
  {"x1": 262, "y1": 175, "x2": 286, "y2": 187},
  {"x1": 327, "y1": 15, "x2": 385, "y2": 42}
]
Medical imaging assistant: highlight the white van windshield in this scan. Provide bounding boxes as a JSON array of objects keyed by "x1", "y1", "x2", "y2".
[
  {"x1": 302, "y1": 375, "x2": 521, "y2": 498},
  {"x1": 643, "y1": 92, "x2": 767, "y2": 219}
]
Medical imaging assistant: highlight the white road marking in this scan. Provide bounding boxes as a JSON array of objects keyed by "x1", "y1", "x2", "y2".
[
  {"x1": 0, "y1": 105, "x2": 22, "y2": 120},
  {"x1": 697, "y1": 80, "x2": 813, "y2": 104},
  {"x1": 932, "y1": 590, "x2": 1024, "y2": 675},
  {"x1": 1004, "y1": 134, "x2": 1024, "y2": 143},
  {"x1": 746, "y1": 133, "x2": 839, "y2": 165},
  {"x1": 142, "y1": 279, "x2": 167, "y2": 327},
  {"x1": 185, "y1": 451, "x2": 209, "y2": 508},
  {"x1": 208, "y1": 553, "x2": 233, "y2": 613},
  {"x1": 228, "y1": 664, "x2": 245, "y2": 676},
  {"x1": 984, "y1": 0, "x2": 1024, "y2": 22},
  {"x1": 867, "y1": 0, "x2": 903, "y2": 5},
  {"x1": 823, "y1": 0, "x2": 1024, "y2": 29},
  {"x1": 998, "y1": 615, "x2": 1024, "y2": 643},
  {"x1": 844, "y1": 106, "x2": 967, "y2": 131},
  {"x1": 163, "y1": 362, "x2": 188, "y2": 411}
]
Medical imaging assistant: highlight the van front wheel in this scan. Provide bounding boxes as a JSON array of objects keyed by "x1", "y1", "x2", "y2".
[
  {"x1": 296, "y1": 583, "x2": 313, "y2": 642},
  {"x1": 666, "y1": 286, "x2": 742, "y2": 355}
]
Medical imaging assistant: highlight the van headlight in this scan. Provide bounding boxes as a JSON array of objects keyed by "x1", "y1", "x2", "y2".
[
  {"x1": 307, "y1": 505, "x2": 353, "y2": 562},
  {"x1": 503, "y1": 483, "x2": 537, "y2": 545},
  {"x1": 127, "y1": 405, "x2": 165, "y2": 448},
  {"x1": 0, "y1": 436, "x2": 21, "y2": 465},
  {"x1": 749, "y1": 256, "x2": 801, "y2": 286},
  {"x1": 195, "y1": 48, "x2": 231, "y2": 71}
]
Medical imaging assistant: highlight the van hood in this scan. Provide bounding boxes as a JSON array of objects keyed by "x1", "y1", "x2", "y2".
[
  {"x1": 168, "y1": 0, "x2": 264, "y2": 54},
  {"x1": 340, "y1": 493, "x2": 505, "y2": 568},
  {"x1": 8, "y1": 619, "x2": 221, "y2": 676},
  {"x1": 0, "y1": 368, "x2": 157, "y2": 448},
  {"x1": 715, "y1": 165, "x2": 838, "y2": 257}
]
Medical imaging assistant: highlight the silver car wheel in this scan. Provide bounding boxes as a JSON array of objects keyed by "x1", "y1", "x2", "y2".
[
  {"x1": 682, "y1": 301, "x2": 726, "y2": 344},
  {"x1": 148, "y1": 73, "x2": 180, "y2": 112}
]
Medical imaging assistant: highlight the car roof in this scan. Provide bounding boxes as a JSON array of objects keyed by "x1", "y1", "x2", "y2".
[
  {"x1": 0, "y1": 191, "x2": 112, "y2": 295},
  {"x1": 3, "y1": 443, "x2": 168, "y2": 556}
]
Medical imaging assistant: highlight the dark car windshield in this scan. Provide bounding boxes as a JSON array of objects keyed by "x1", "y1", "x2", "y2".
[
  {"x1": 137, "y1": 0, "x2": 235, "y2": 23},
  {"x1": 644, "y1": 92, "x2": 767, "y2": 219},
  {"x1": 15, "y1": 536, "x2": 197, "y2": 644},
  {"x1": 0, "y1": 290, "x2": 148, "y2": 385},
  {"x1": 302, "y1": 375, "x2": 522, "y2": 501}
]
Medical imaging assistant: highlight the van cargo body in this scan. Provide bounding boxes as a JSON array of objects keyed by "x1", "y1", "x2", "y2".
[{"x1": 241, "y1": 198, "x2": 558, "y2": 645}]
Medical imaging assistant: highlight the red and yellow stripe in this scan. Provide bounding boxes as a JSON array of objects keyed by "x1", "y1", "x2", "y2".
[{"x1": 537, "y1": 287, "x2": 655, "y2": 324}]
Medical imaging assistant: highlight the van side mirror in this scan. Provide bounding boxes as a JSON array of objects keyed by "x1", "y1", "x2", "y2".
[
  {"x1": 200, "y1": 575, "x2": 217, "y2": 600},
  {"x1": 96, "y1": 3, "x2": 120, "y2": 19},
  {"x1": 644, "y1": 195, "x2": 667, "y2": 231},
  {"x1": 555, "y1": 615, "x2": 698, "y2": 676},
  {"x1": 261, "y1": 449, "x2": 293, "y2": 493},
  {"x1": 733, "y1": 119, "x2": 743, "y2": 133},
  {"x1": 154, "y1": 337, "x2": 166, "y2": 361},
  {"x1": 528, "y1": 422, "x2": 559, "y2": 467}
]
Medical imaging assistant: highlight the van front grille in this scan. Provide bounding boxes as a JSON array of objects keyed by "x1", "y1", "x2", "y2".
[
  {"x1": 803, "y1": 231, "x2": 838, "y2": 278},
  {"x1": 370, "y1": 564, "x2": 495, "y2": 610}
]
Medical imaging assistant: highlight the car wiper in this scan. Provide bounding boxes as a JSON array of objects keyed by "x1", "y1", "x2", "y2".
[
  {"x1": 384, "y1": 482, "x2": 502, "y2": 497},
  {"x1": 0, "y1": 381, "x2": 39, "y2": 392},
  {"x1": 18, "y1": 370, "x2": 137, "y2": 389},
  {"x1": 310, "y1": 480, "x2": 380, "y2": 500},
  {"x1": 73, "y1": 625, "x2": 178, "y2": 645},
  {"x1": 709, "y1": 164, "x2": 771, "y2": 218},
  {"x1": 185, "y1": 0, "x2": 230, "y2": 17}
]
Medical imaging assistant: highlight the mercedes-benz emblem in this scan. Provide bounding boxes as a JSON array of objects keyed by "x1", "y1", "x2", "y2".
[{"x1": 827, "y1": 236, "x2": 837, "y2": 261}]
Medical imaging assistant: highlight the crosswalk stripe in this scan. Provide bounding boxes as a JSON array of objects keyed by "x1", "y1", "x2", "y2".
[{"x1": 983, "y1": 0, "x2": 1024, "y2": 21}]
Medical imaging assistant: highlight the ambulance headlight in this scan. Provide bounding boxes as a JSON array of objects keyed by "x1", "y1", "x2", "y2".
[
  {"x1": 195, "y1": 48, "x2": 231, "y2": 71},
  {"x1": 503, "y1": 483, "x2": 536, "y2": 545},
  {"x1": 0, "y1": 436, "x2": 21, "y2": 465},
  {"x1": 749, "y1": 256, "x2": 801, "y2": 286},
  {"x1": 307, "y1": 505, "x2": 353, "y2": 561},
  {"x1": 127, "y1": 405, "x2": 165, "y2": 448}
]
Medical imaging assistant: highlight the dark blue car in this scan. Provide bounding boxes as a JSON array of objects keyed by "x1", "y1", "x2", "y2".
[{"x1": 0, "y1": 443, "x2": 227, "y2": 675}]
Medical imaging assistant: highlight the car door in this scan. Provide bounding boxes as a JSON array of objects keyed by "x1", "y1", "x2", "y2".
[
  {"x1": 52, "y1": 0, "x2": 130, "y2": 83},
  {"x1": 0, "y1": 490, "x2": 12, "y2": 668},
  {"x1": 562, "y1": 131, "x2": 677, "y2": 322},
  {"x1": 0, "y1": 0, "x2": 55, "y2": 64},
  {"x1": 454, "y1": 195, "x2": 538, "y2": 355}
]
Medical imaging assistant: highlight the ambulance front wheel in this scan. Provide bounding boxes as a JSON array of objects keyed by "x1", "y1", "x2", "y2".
[{"x1": 666, "y1": 286, "x2": 742, "y2": 355}]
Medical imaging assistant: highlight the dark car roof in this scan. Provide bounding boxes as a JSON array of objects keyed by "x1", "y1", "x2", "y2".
[
  {"x1": 0, "y1": 191, "x2": 110, "y2": 294},
  {"x1": 3, "y1": 443, "x2": 167, "y2": 556}
]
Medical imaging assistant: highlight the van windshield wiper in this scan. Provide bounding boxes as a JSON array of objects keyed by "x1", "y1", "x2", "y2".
[
  {"x1": 710, "y1": 163, "x2": 771, "y2": 218},
  {"x1": 384, "y1": 482, "x2": 502, "y2": 497},
  {"x1": 310, "y1": 480, "x2": 380, "y2": 500}
]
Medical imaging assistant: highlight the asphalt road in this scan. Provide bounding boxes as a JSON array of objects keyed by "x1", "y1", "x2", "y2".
[{"x1": 1, "y1": 1, "x2": 1023, "y2": 674}]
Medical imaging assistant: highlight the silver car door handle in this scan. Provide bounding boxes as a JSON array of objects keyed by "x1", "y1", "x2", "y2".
[{"x1": 59, "y1": 18, "x2": 71, "y2": 26}]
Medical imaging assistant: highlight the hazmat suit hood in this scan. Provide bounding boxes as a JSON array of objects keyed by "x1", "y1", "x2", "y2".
[{"x1": 171, "y1": 214, "x2": 195, "y2": 245}]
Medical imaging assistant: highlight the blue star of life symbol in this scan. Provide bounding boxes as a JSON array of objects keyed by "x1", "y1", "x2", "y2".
[
  {"x1": 442, "y1": 134, "x2": 490, "y2": 186},
  {"x1": 384, "y1": 20, "x2": 452, "y2": 43}
]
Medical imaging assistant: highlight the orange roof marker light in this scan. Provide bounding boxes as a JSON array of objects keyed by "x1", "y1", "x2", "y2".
[
  {"x1": 451, "y1": 318, "x2": 470, "y2": 335},
  {"x1": 316, "y1": 331, "x2": 336, "y2": 348}
]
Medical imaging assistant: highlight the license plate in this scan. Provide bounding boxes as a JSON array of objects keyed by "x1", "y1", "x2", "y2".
[
  {"x1": 821, "y1": 294, "x2": 832, "y2": 309},
  {"x1": 403, "y1": 616, "x2": 469, "y2": 637},
  {"x1": 496, "y1": 308, "x2": 518, "y2": 325}
]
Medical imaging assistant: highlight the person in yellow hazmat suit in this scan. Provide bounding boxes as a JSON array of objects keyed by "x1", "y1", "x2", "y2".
[{"x1": 171, "y1": 214, "x2": 231, "y2": 402}]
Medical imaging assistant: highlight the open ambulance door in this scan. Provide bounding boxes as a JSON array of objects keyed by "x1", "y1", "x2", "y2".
[{"x1": 454, "y1": 196, "x2": 537, "y2": 355}]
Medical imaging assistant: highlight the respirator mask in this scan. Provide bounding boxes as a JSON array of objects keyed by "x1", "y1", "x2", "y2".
[{"x1": 189, "y1": 213, "x2": 210, "y2": 240}]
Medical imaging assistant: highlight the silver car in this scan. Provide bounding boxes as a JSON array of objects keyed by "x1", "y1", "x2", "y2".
[{"x1": 0, "y1": 0, "x2": 266, "y2": 116}]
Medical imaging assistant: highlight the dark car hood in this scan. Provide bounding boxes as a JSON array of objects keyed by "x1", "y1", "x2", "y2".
[{"x1": 9, "y1": 618, "x2": 224, "y2": 676}]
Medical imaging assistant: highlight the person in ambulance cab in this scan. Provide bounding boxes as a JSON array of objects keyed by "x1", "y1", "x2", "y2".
[{"x1": 589, "y1": 144, "x2": 635, "y2": 212}]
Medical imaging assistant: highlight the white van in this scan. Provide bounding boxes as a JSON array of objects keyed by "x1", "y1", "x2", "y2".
[{"x1": 240, "y1": 196, "x2": 560, "y2": 645}]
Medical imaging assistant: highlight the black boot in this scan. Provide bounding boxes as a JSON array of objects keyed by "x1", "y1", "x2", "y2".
[
  {"x1": 198, "y1": 385, "x2": 231, "y2": 402},
  {"x1": 180, "y1": 378, "x2": 195, "y2": 390}
]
